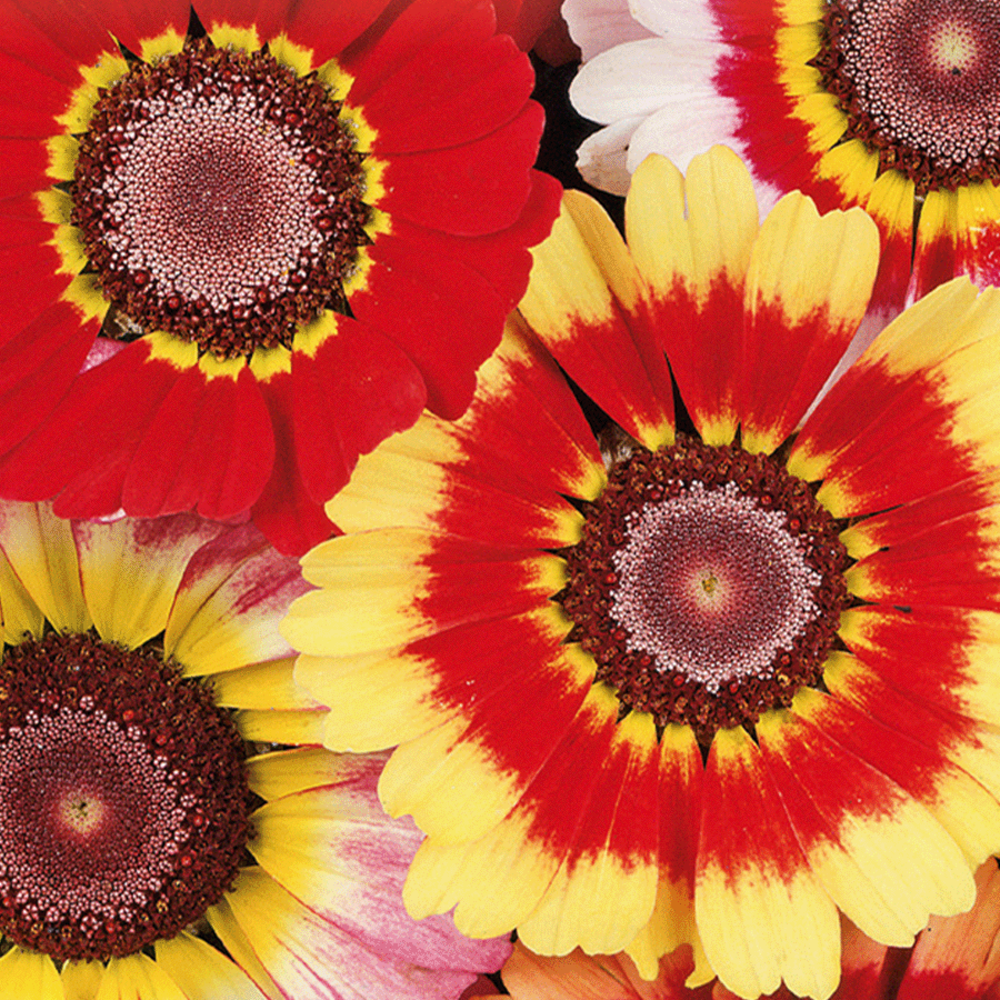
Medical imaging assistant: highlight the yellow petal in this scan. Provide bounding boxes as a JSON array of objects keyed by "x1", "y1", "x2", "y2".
[
  {"x1": 210, "y1": 657, "x2": 324, "y2": 712},
  {"x1": 0, "y1": 949, "x2": 62, "y2": 1000},
  {"x1": 155, "y1": 931, "x2": 267, "y2": 1000},
  {"x1": 74, "y1": 515, "x2": 222, "y2": 648},
  {"x1": 246, "y1": 747, "x2": 382, "y2": 802},
  {"x1": 0, "y1": 502, "x2": 90, "y2": 634},
  {"x1": 95, "y1": 954, "x2": 186, "y2": 1000},
  {"x1": 60, "y1": 961, "x2": 102, "y2": 1000},
  {"x1": 234, "y1": 709, "x2": 327, "y2": 745}
]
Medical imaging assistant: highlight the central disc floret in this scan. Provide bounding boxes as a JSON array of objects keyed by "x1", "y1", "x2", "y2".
[
  {"x1": 0, "y1": 632, "x2": 250, "y2": 961},
  {"x1": 561, "y1": 437, "x2": 849, "y2": 741},
  {"x1": 72, "y1": 36, "x2": 369, "y2": 359},
  {"x1": 814, "y1": 0, "x2": 1000, "y2": 192}
]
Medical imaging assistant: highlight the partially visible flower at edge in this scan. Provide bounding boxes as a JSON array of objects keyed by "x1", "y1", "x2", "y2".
[
  {"x1": 283, "y1": 145, "x2": 1000, "y2": 1000},
  {"x1": 0, "y1": 0, "x2": 559, "y2": 555},
  {"x1": 487, "y1": 858, "x2": 1000, "y2": 1000},
  {"x1": 0, "y1": 500, "x2": 510, "y2": 999},
  {"x1": 565, "y1": 0, "x2": 1000, "y2": 328}
]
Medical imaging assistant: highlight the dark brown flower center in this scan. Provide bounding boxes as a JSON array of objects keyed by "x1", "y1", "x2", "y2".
[
  {"x1": 813, "y1": 0, "x2": 1000, "y2": 194},
  {"x1": 71, "y1": 35, "x2": 369, "y2": 359},
  {"x1": 0, "y1": 632, "x2": 249, "y2": 961},
  {"x1": 560, "y1": 436, "x2": 849, "y2": 743}
]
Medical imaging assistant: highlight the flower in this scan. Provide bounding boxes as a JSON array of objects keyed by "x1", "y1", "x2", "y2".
[
  {"x1": 0, "y1": 500, "x2": 511, "y2": 998},
  {"x1": 565, "y1": 0, "x2": 1000, "y2": 323},
  {"x1": 0, "y1": 0, "x2": 559, "y2": 555},
  {"x1": 493, "y1": 858, "x2": 1000, "y2": 1000},
  {"x1": 283, "y1": 145, "x2": 1000, "y2": 1000}
]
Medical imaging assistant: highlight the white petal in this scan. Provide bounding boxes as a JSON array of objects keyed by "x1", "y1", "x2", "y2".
[
  {"x1": 563, "y1": 0, "x2": 655, "y2": 61},
  {"x1": 570, "y1": 36, "x2": 718, "y2": 123},
  {"x1": 624, "y1": 88, "x2": 742, "y2": 176},
  {"x1": 575, "y1": 117, "x2": 645, "y2": 195},
  {"x1": 628, "y1": 0, "x2": 719, "y2": 39}
]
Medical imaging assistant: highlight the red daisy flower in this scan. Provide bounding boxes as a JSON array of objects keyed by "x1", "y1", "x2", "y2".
[
  {"x1": 0, "y1": 0, "x2": 558, "y2": 554},
  {"x1": 283, "y1": 146, "x2": 1000, "y2": 999},
  {"x1": 567, "y1": 0, "x2": 1000, "y2": 328}
]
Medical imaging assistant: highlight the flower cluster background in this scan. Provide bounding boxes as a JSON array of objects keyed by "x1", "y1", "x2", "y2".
[{"x1": 2, "y1": 1, "x2": 1000, "y2": 999}]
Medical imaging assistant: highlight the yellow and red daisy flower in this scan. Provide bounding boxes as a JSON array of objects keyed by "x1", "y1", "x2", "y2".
[
  {"x1": 0, "y1": 500, "x2": 511, "y2": 999},
  {"x1": 0, "y1": 0, "x2": 558, "y2": 555},
  {"x1": 283, "y1": 146, "x2": 1000, "y2": 1000},
  {"x1": 487, "y1": 858, "x2": 1000, "y2": 1000},
  {"x1": 567, "y1": 0, "x2": 1000, "y2": 326}
]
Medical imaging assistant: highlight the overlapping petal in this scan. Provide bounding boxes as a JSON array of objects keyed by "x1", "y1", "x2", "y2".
[
  {"x1": 0, "y1": 502, "x2": 510, "y2": 999},
  {"x1": 565, "y1": 0, "x2": 1000, "y2": 323},
  {"x1": 0, "y1": 0, "x2": 558, "y2": 554},
  {"x1": 285, "y1": 146, "x2": 1000, "y2": 1000}
]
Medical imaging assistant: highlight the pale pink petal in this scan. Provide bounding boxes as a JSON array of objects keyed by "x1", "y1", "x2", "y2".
[
  {"x1": 576, "y1": 117, "x2": 645, "y2": 195},
  {"x1": 628, "y1": 0, "x2": 719, "y2": 40},
  {"x1": 163, "y1": 522, "x2": 312, "y2": 676},
  {"x1": 563, "y1": 0, "x2": 654, "y2": 61},
  {"x1": 249, "y1": 750, "x2": 512, "y2": 975}
]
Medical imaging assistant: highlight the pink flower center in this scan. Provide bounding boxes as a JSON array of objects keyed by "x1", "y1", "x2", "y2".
[
  {"x1": 610, "y1": 481, "x2": 823, "y2": 693},
  {"x1": 0, "y1": 633, "x2": 250, "y2": 961},
  {"x1": 561, "y1": 437, "x2": 849, "y2": 741},
  {"x1": 71, "y1": 35, "x2": 368, "y2": 359},
  {"x1": 815, "y1": 0, "x2": 1000, "y2": 192}
]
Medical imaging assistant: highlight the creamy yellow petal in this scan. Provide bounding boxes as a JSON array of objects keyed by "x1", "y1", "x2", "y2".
[
  {"x1": 0, "y1": 544, "x2": 45, "y2": 644},
  {"x1": 626, "y1": 148, "x2": 757, "y2": 305},
  {"x1": 246, "y1": 747, "x2": 376, "y2": 802},
  {"x1": 209, "y1": 657, "x2": 324, "y2": 712},
  {"x1": 234, "y1": 709, "x2": 326, "y2": 745},
  {"x1": 0, "y1": 948, "x2": 62, "y2": 1000},
  {"x1": 60, "y1": 961, "x2": 102, "y2": 1000},
  {"x1": 74, "y1": 516, "x2": 222, "y2": 649},
  {"x1": 95, "y1": 954, "x2": 186, "y2": 1000},
  {"x1": 404, "y1": 817, "x2": 560, "y2": 937},
  {"x1": 155, "y1": 931, "x2": 267, "y2": 1000},
  {"x1": 287, "y1": 528, "x2": 562, "y2": 657},
  {"x1": 296, "y1": 648, "x2": 442, "y2": 752},
  {"x1": 0, "y1": 502, "x2": 90, "y2": 634},
  {"x1": 206, "y1": 891, "x2": 284, "y2": 1000}
]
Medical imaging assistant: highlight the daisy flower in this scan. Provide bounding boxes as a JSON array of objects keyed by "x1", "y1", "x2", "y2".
[
  {"x1": 0, "y1": 501, "x2": 510, "y2": 998},
  {"x1": 491, "y1": 859, "x2": 1000, "y2": 1000},
  {"x1": 0, "y1": 0, "x2": 558, "y2": 555},
  {"x1": 283, "y1": 146, "x2": 1000, "y2": 1000},
  {"x1": 566, "y1": 0, "x2": 1000, "y2": 323}
]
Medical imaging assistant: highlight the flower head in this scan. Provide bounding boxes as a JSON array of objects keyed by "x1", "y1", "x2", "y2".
[
  {"x1": 566, "y1": 0, "x2": 1000, "y2": 322},
  {"x1": 0, "y1": 500, "x2": 510, "y2": 998},
  {"x1": 283, "y1": 146, "x2": 1000, "y2": 1000},
  {"x1": 0, "y1": 0, "x2": 559, "y2": 554}
]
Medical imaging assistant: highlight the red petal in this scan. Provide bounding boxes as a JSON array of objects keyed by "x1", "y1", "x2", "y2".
[
  {"x1": 251, "y1": 367, "x2": 336, "y2": 556},
  {"x1": 121, "y1": 362, "x2": 275, "y2": 520},
  {"x1": 0, "y1": 0, "x2": 116, "y2": 71},
  {"x1": 350, "y1": 233, "x2": 506, "y2": 418},
  {"x1": 342, "y1": 0, "x2": 493, "y2": 103},
  {"x1": 0, "y1": 139, "x2": 54, "y2": 199},
  {"x1": 0, "y1": 299, "x2": 97, "y2": 454},
  {"x1": 0, "y1": 208, "x2": 72, "y2": 331},
  {"x1": 377, "y1": 102, "x2": 542, "y2": 236},
  {"x1": 383, "y1": 169, "x2": 561, "y2": 311},
  {"x1": 0, "y1": 52, "x2": 74, "y2": 136},
  {"x1": 408, "y1": 610, "x2": 591, "y2": 787},
  {"x1": 291, "y1": 315, "x2": 426, "y2": 504},
  {"x1": 282, "y1": 0, "x2": 393, "y2": 66},
  {"x1": 358, "y1": 12, "x2": 533, "y2": 153},
  {"x1": 842, "y1": 605, "x2": 986, "y2": 724},
  {"x1": 0, "y1": 339, "x2": 180, "y2": 513}
]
